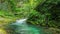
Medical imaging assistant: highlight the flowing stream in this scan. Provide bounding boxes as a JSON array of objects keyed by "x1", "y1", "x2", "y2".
[{"x1": 6, "y1": 18, "x2": 52, "y2": 34}]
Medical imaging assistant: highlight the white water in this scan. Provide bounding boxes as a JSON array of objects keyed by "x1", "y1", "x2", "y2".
[
  {"x1": 6, "y1": 18, "x2": 52, "y2": 34},
  {"x1": 16, "y1": 18, "x2": 27, "y2": 24},
  {"x1": 8, "y1": 18, "x2": 40, "y2": 34}
]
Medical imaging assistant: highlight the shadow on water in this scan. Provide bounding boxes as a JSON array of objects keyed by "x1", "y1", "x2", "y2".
[{"x1": 5, "y1": 18, "x2": 52, "y2": 34}]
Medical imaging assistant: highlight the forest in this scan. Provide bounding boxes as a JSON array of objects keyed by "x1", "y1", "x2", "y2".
[{"x1": 0, "y1": 0, "x2": 60, "y2": 34}]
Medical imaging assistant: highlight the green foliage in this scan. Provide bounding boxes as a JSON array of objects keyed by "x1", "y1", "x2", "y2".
[
  {"x1": 0, "y1": 0, "x2": 60, "y2": 34},
  {"x1": 35, "y1": 0, "x2": 60, "y2": 27},
  {"x1": 0, "y1": 0, "x2": 60, "y2": 28}
]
